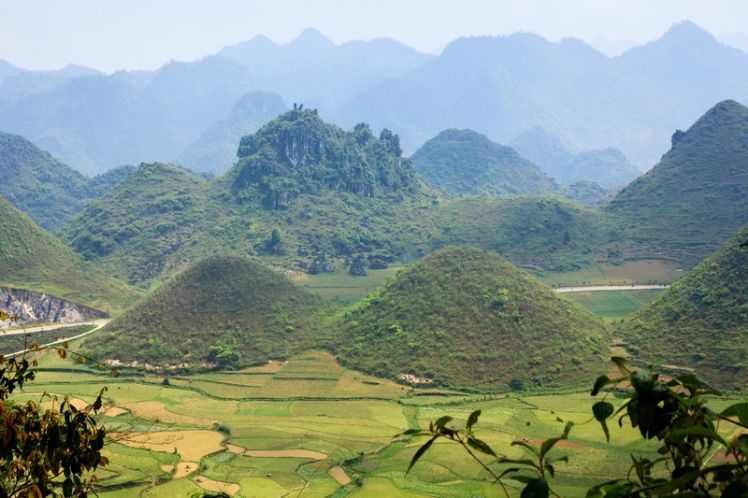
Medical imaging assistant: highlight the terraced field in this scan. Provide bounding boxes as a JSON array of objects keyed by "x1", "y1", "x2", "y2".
[{"x1": 14, "y1": 342, "x2": 744, "y2": 498}]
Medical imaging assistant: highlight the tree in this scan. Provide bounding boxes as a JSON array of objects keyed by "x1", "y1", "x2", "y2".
[
  {"x1": 0, "y1": 311, "x2": 108, "y2": 498},
  {"x1": 266, "y1": 228, "x2": 286, "y2": 255}
]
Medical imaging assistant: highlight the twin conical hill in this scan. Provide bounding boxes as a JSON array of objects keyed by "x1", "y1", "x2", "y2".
[
  {"x1": 411, "y1": 128, "x2": 559, "y2": 197},
  {"x1": 607, "y1": 99, "x2": 748, "y2": 266},
  {"x1": 333, "y1": 246, "x2": 608, "y2": 390},
  {"x1": 0, "y1": 196, "x2": 137, "y2": 313},
  {"x1": 618, "y1": 225, "x2": 748, "y2": 389},
  {"x1": 83, "y1": 256, "x2": 322, "y2": 368}
]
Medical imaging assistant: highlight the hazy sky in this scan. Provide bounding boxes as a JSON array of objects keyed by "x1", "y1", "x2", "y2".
[{"x1": 2, "y1": 0, "x2": 748, "y2": 73}]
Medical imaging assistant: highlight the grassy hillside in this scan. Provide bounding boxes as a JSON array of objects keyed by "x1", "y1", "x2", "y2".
[
  {"x1": 0, "y1": 131, "x2": 89, "y2": 231},
  {"x1": 84, "y1": 256, "x2": 322, "y2": 368},
  {"x1": 607, "y1": 100, "x2": 748, "y2": 266},
  {"x1": 64, "y1": 163, "x2": 214, "y2": 285},
  {"x1": 0, "y1": 196, "x2": 137, "y2": 313},
  {"x1": 428, "y1": 196, "x2": 615, "y2": 272},
  {"x1": 0, "y1": 131, "x2": 135, "y2": 231},
  {"x1": 618, "y1": 225, "x2": 748, "y2": 389},
  {"x1": 411, "y1": 128, "x2": 558, "y2": 197},
  {"x1": 333, "y1": 246, "x2": 609, "y2": 390}
]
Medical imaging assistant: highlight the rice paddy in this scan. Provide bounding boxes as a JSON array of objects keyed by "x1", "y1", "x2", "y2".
[{"x1": 15, "y1": 343, "x2": 743, "y2": 498}]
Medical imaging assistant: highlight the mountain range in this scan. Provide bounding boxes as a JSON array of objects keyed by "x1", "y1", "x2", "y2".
[{"x1": 2, "y1": 21, "x2": 748, "y2": 178}]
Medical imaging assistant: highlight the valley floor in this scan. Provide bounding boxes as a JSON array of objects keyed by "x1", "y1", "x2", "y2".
[{"x1": 15, "y1": 344, "x2": 744, "y2": 498}]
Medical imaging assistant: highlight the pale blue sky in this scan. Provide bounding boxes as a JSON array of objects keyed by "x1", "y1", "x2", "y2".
[{"x1": 2, "y1": 0, "x2": 748, "y2": 72}]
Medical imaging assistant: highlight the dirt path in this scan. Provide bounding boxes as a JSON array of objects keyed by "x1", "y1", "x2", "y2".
[
  {"x1": 244, "y1": 449, "x2": 328, "y2": 460},
  {"x1": 553, "y1": 284, "x2": 668, "y2": 293}
]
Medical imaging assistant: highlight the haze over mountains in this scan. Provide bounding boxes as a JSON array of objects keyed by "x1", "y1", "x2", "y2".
[{"x1": 2, "y1": 21, "x2": 748, "y2": 176}]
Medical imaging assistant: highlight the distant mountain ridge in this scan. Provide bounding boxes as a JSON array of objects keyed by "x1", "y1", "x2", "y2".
[
  {"x1": 0, "y1": 30, "x2": 430, "y2": 174},
  {"x1": 2, "y1": 22, "x2": 748, "y2": 175},
  {"x1": 510, "y1": 126, "x2": 641, "y2": 188},
  {"x1": 339, "y1": 21, "x2": 748, "y2": 168},
  {"x1": 176, "y1": 91, "x2": 287, "y2": 174}
]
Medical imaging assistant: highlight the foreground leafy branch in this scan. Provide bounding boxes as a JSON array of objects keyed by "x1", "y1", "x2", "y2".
[
  {"x1": 0, "y1": 312, "x2": 108, "y2": 498},
  {"x1": 404, "y1": 357, "x2": 748, "y2": 497}
]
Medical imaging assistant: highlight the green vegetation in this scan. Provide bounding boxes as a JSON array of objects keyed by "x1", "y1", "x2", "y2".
[
  {"x1": 562, "y1": 180, "x2": 613, "y2": 208},
  {"x1": 64, "y1": 163, "x2": 214, "y2": 285},
  {"x1": 410, "y1": 358, "x2": 748, "y2": 497},
  {"x1": 0, "y1": 131, "x2": 134, "y2": 231},
  {"x1": 618, "y1": 224, "x2": 748, "y2": 389},
  {"x1": 228, "y1": 107, "x2": 417, "y2": 205},
  {"x1": 607, "y1": 99, "x2": 748, "y2": 267},
  {"x1": 411, "y1": 129, "x2": 558, "y2": 197},
  {"x1": 0, "y1": 131, "x2": 85, "y2": 231},
  {"x1": 334, "y1": 246, "x2": 609, "y2": 389},
  {"x1": 565, "y1": 289, "x2": 664, "y2": 322},
  {"x1": 429, "y1": 196, "x2": 615, "y2": 272},
  {"x1": 84, "y1": 256, "x2": 322, "y2": 368},
  {"x1": 0, "y1": 196, "x2": 138, "y2": 313},
  {"x1": 0, "y1": 313, "x2": 108, "y2": 498},
  {"x1": 57, "y1": 101, "x2": 748, "y2": 295},
  {"x1": 291, "y1": 266, "x2": 401, "y2": 306}
]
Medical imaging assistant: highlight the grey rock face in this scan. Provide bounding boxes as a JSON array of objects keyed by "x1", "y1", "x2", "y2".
[{"x1": 0, "y1": 287, "x2": 107, "y2": 327}]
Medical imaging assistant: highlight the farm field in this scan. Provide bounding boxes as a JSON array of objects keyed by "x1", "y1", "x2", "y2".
[
  {"x1": 291, "y1": 267, "x2": 401, "y2": 305},
  {"x1": 294, "y1": 262, "x2": 667, "y2": 323},
  {"x1": 536, "y1": 260, "x2": 682, "y2": 288},
  {"x1": 15, "y1": 342, "x2": 745, "y2": 498},
  {"x1": 563, "y1": 289, "x2": 664, "y2": 321}
]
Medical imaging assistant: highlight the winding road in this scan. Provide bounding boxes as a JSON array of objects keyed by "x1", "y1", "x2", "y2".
[
  {"x1": 553, "y1": 284, "x2": 669, "y2": 293},
  {"x1": 3, "y1": 319, "x2": 110, "y2": 359}
]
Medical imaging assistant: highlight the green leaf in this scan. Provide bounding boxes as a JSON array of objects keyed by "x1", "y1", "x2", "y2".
[
  {"x1": 665, "y1": 426, "x2": 727, "y2": 447},
  {"x1": 498, "y1": 457, "x2": 540, "y2": 469},
  {"x1": 721, "y1": 403, "x2": 748, "y2": 426},
  {"x1": 434, "y1": 416, "x2": 452, "y2": 430},
  {"x1": 610, "y1": 356, "x2": 631, "y2": 374},
  {"x1": 511, "y1": 440, "x2": 540, "y2": 457},
  {"x1": 398, "y1": 428, "x2": 425, "y2": 436},
  {"x1": 520, "y1": 477, "x2": 549, "y2": 498},
  {"x1": 592, "y1": 401, "x2": 615, "y2": 442},
  {"x1": 591, "y1": 375, "x2": 610, "y2": 396},
  {"x1": 467, "y1": 436, "x2": 496, "y2": 457},
  {"x1": 63, "y1": 478, "x2": 73, "y2": 498},
  {"x1": 540, "y1": 421, "x2": 573, "y2": 458},
  {"x1": 406, "y1": 435, "x2": 438, "y2": 474},
  {"x1": 466, "y1": 410, "x2": 481, "y2": 430}
]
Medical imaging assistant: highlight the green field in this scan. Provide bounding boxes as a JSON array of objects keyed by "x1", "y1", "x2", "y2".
[
  {"x1": 536, "y1": 260, "x2": 682, "y2": 288},
  {"x1": 14, "y1": 343, "x2": 743, "y2": 498},
  {"x1": 564, "y1": 289, "x2": 664, "y2": 322},
  {"x1": 291, "y1": 267, "x2": 401, "y2": 305},
  {"x1": 295, "y1": 263, "x2": 666, "y2": 321}
]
